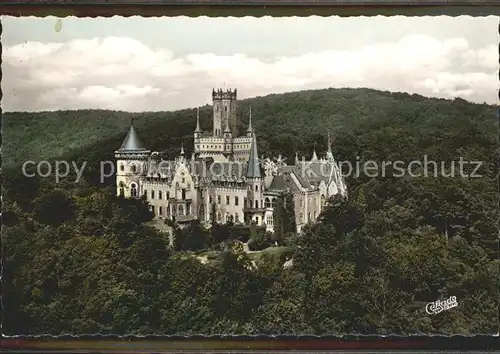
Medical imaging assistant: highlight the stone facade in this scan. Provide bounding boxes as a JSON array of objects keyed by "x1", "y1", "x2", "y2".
[{"x1": 115, "y1": 88, "x2": 347, "y2": 233}]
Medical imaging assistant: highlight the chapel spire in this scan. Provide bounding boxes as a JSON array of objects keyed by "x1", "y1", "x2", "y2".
[{"x1": 246, "y1": 131, "x2": 261, "y2": 179}]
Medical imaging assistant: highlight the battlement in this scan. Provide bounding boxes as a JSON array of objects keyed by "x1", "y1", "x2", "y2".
[{"x1": 212, "y1": 88, "x2": 237, "y2": 100}]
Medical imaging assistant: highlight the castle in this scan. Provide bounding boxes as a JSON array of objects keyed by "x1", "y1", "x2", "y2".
[{"x1": 115, "y1": 89, "x2": 347, "y2": 233}]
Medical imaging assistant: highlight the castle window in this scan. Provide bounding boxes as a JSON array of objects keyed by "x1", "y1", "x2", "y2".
[
  {"x1": 235, "y1": 213, "x2": 239, "y2": 223},
  {"x1": 265, "y1": 198, "x2": 271, "y2": 208},
  {"x1": 182, "y1": 189, "x2": 186, "y2": 199},
  {"x1": 151, "y1": 190, "x2": 155, "y2": 199},
  {"x1": 167, "y1": 192, "x2": 170, "y2": 199},
  {"x1": 159, "y1": 191, "x2": 162, "y2": 200},
  {"x1": 151, "y1": 206, "x2": 155, "y2": 216},
  {"x1": 178, "y1": 204, "x2": 184, "y2": 215},
  {"x1": 255, "y1": 185, "x2": 258, "y2": 192},
  {"x1": 144, "y1": 189, "x2": 147, "y2": 196},
  {"x1": 300, "y1": 199, "x2": 303, "y2": 207},
  {"x1": 119, "y1": 187, "x2": 124, "y2": 196},
  {"x1": 182, "y1": 178, "x2": 185, "y2": 183},
  {"x1": 272, "y1": 198, "x2": 277, "y2": 208},
  {"x1": 244, "y1": 198, "x2": 247, "y2": 207},
  {"x1": 120, "y1": 164, "x2": 124, "y2": 171},
  {"x1": 226, "y1": 196, "x2": 230, "y2": 205},
  {"x1": 159, "y1": 206, "x2": 163, "y2": 216},
  {"x1": 255, "y1": 200, "x2": 259, "y2": 208},
  {"x1": 217, "y1": 196, "x2": 221, "y2": 204},
  {"x1": 209, "y1": 196, "x2": 213, "y2": 204},
  {"x1": 266, "y1": 215, "x2": 273, "y2": 226},
  {"x1": 235, "y1": 197, "x2": 239, "y2": 206},
  {"x1": 217, "y1": 212, "x2": 221, "y2": 222}
]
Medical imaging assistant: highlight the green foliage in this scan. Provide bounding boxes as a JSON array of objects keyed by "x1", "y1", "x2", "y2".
[{"x1": 3, "y1": 88, "x2": 498, "y2": 335}]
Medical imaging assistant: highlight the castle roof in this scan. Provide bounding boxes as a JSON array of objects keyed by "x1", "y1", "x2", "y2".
[{"x1": 117, "y1": 121, "x2": 148, "y2": 152}]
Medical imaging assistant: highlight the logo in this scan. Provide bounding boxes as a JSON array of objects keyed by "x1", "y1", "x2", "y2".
[{"x1": 425, "y1": 296, "x2": 459, "y2": 315}]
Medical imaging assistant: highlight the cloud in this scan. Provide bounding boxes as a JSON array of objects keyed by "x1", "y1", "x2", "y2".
[{"x1": 2, "y1": 34, "x2": 497, "y2": 112}]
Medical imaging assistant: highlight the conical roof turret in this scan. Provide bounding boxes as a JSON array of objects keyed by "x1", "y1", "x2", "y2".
[{"x1": 117, "y1": 117, "x2": 148, "y2": 152}]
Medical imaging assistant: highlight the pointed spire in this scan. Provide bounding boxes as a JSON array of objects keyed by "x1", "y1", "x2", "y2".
[
  {"x1": 295, "y1": 152, "x2": 299, "y2": 165},
  {"x1": 326, "y1": 132, "x2": 334, "y2": 161},
  {"x1": 247, "y1": 106, "x2": 254, "y2": 133},
  {"x1": 117, "y1": 118, "x2": 147, "y2": 152},
  {"x1": 246, "y1": 132, "x2": 261, "y2": 179},
  {"x1": 194, "y1": 107, "x2": 202, "y2": 133},
  {"x1": 311, "y1": 144, "x2": 318, "y2": 162},
  {"x1": 180, "y1": 141, "x2": 185, "y2": 155}
]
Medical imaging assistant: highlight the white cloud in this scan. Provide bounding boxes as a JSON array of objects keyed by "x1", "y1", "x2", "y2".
[{"x1": 2, "y1": 33, "x2": 497, "y2": 112}]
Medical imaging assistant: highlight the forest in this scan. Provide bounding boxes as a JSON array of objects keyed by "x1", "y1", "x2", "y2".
[{"x1": 2, "y1": 88, "x2": 498, "y2": 335}]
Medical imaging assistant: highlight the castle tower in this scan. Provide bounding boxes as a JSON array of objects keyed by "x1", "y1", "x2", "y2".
[
  {"x1": 244, "y1": 131, "x2": 264, "y2": 225},
  {"x1": 212, "y1": 88, "x2": 237, "y2": 137},
  {"x1": 115, "y1": 118, "x2": 150, "y2": 198}
]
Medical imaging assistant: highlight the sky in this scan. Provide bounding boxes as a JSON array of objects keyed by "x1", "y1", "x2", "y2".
[{"x1": 2, "y1": 15, "x2": 498, "y2": 112}]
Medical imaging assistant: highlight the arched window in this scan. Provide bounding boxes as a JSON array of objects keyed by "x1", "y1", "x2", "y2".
[
  {"x1": 255, "y1": 200, "x2": 259, "y2": 209},
  {"x1": 120, "y1": 164, "x2": 124, "y2": 171},
  {"x1": 271, "y1": 198, "x2": 277, "y2": 209},
  {"x1": 119, "y1": 182, "x2": 125, "y2": 196},
  {"x1": 265, "y1": 198, "x2": 271, "y2": 208},
  {"x1": 131, "y1": 164, "x2": 137, "y2": 173},
  {"x1": 178, "y1": 204, "x2": 184, "y2": 216},
  {"x1": 255, "y1": 185, "x2": 258, "y2": 192},
  {"x1": 130, "y1": 183, "x2": 137, "y2": 198},
  {"x1": 217, "y1": 212, "x2": 222, "y2": 222}
]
